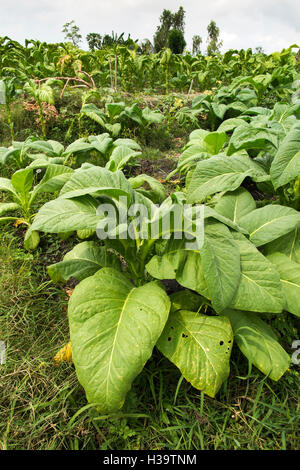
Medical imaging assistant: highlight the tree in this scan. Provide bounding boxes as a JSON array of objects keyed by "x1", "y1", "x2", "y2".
[
  {"x1": 206, "y1": 20, "x2": 223, "y2": 55},
  {"x1": 153, "y1": 9, "x2": 173, "y2": 52},
  {"x1": 172, "y1": 6, "x2": 185, "y2": 33},
  {"x1": 62, "y1": 20, "x2": 82, "y2": 47},
  {"x1": 168, "y1": 30, "x2": 186, "y2": 54},
  {"x1": 153, "y1": 7, "x2": 186, "y2": 53},
  {"x1": 86, "y1": 33, "x2": 102, "y2": 51},
  {"x1": 192, "y1": 35, "x2": 202, "y2": 55}
]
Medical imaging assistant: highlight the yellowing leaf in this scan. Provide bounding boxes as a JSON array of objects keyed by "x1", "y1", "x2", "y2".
[
  {"x1": 13, "y1": 218, "x2": 28, "y2": 227},
  {"x1": 54, "y1": 342, "x2": 73, "y2": 363}
]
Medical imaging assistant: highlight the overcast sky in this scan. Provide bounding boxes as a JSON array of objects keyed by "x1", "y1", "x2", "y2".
[{"x1": 1, "y1": 0, "x2": 299, "y2": 53}]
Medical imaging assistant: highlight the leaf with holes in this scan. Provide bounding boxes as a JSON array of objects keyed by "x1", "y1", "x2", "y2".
[{"x1": 157, "y1": 310, "x2": 233, "y2": 397}]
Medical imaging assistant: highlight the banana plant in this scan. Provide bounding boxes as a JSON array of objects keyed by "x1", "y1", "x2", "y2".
[{"x1": 27, "y1": 166, "x2": 298, "y2": 413}]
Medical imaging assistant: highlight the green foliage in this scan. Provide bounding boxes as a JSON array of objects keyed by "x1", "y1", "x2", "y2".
[
  {"x1": 168, "y1": 30, "x2": 186, "y2": 55},
  {"x1": 86, "y1": 33, "x2": 102, "y2": 51}
]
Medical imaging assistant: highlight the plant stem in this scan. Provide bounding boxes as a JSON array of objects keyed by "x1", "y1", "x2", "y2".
[{"x1": 6, "y1": 103, "x2": 14, "y2": 143}]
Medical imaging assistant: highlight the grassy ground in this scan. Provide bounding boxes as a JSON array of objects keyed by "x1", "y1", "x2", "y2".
[
  {"x1": 0, "y1": 91, "x2": 299, "y2": 450},
  {"x1": 0, "y1": 229, "x2": 299, "y2": 450}
]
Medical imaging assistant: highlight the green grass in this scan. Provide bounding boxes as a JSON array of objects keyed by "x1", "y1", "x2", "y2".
[{"x1": 0, "y1": 229, "x2": 299, "y2": 450}]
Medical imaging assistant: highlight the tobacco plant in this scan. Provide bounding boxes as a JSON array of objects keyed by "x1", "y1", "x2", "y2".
[
  {"x1": 80, "y1": 102, "x2": 164, "y2": 137},
  {"x1": 0, "y1": 134, "x2": 142, "y2": 171},
  {"x1": 0, "y1": 164, "x2": 73, "y2": 249},
  {"x1": 27, "y1": 165, "x2": 300, "y2": 413},
  {"x1": 169, "y1": 98, "x2": 300, "y2": 210}
]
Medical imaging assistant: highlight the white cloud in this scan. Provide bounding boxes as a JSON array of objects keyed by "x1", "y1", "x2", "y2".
[{"x1": 0, "y1": 0, "x2": 299, "y2": 53}]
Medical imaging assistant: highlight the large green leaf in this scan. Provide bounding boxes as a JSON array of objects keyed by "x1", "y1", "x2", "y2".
[
  {"x1": 270, "y1": 122, "x2": 300, "y2": 189},
  {"x1": 147, "y1": 220, "x2": 241, "y2": 313},
  {"x1": 200, "y1": 222, "x2": 241, "y2": 313},
  {"x1": 188, "y1": 129, "x2": 210, "y2": 141},
  {"x1": 88, "y1": 134, "x2": 113, "y2": 155},
  {"x1": 0, "y1": 177, "x2": 17, "y2": 196},
  {"x1": 0, "y1": 202, "x2": 20, "y2": 216},
  {"x1": 213, "y1": 188, "x2": 256, "y2": 224},
  {"x1": 217, "y1": 118, "x2": 246, "y2": 134},
  {"x1": 27, "y1": 140, "x2": 64, "y2": 157},
  {"x1": 267, "y1": 252, "x2": 300, "y2": 317},
  {"x1": 105, "y1": 146, "x2": 141, "y2": 172},
  {"x1": 211, "y1": 102, "x2": 227, "y2": 120},
  {"x1": 0, "y1": 147, "x2": 20, "y2": 165},
  {"x1": 128, "y1": 174, "x2": 166, "y2": 204},
  {"x1": 24, "y1": 229, "x2": 40, "y2": 251},
  {"x1": 121, "y1": 103, "x2": 144, "y2": 126},
  {"x1": 204, "y1": 205, "x2": 249, "y2": 234},
  {"x1": 157, "y1": 310, "x2": 233, "y2": 397},
  {"x1": 64, "y1": 139, "x2": 94, "y2": 157},
  {"x1": 68, "y1": 268, "x2": 170, "y2": 412},
  {"x1": 146, "y1": 238, "x2": 210, "y2": 299},
  {"x1": 227, "y1": 124, "x2": 278, "y2": 155},
  {"x1": 202, "y1": 131, "x2": 228, "y2": 154},
  {"x1": 105, "y1": 123, "x2": 121, "y2": 137},
  {"x1": 170, "y1": 146, "x2": 211, "y2": 177},
  {"x1": 28, "y1": 156, "x2": 64, "y2": 166},
  {"x1": 30, "y1": 164, "x2": 74, "y2": 201},
  {"x1": 113, "y1": 138, "x2": 142, "y2": 151},
  {"x1": 169, "y1": 290, "x2": 203, "y2": 313},
  {"x1": 239, "y1": 205, "x2": 300, "y2": 247},
  {"x1": 142, "y1": 107, "x2": 163, "y2": 124},
  {"x1": 59, "y1": 167, "x2": 133, "y2": 202},
  {"x1": 11, "y1": 168, "x2": 33, "y2": 200},
  {"x1": 263, "y1": 228, "x2": 300, "y2": 264},
  {"x1": 105, "y1": 102, "x2": 125, "y2": 120},
  {"x1": 30, "y1": 195, "x2": 101, "y2": 233},
  {"x1": 224, "y1": 309, "x2": 290, "y2": 380},
  {"x1": 48, "y1": 241, "x2": 121, "y2": 282},
  {"x1": 187, "y1": 154, "x2": 268, "y2": 204},
  {"x1": 229, "y1": 238, "x2": 284, "y2": 313},
  {"x1": 81, "y1": 103, "x2": 107, "y2": 127}
]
